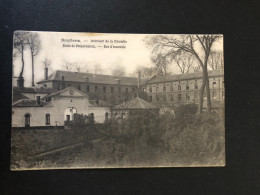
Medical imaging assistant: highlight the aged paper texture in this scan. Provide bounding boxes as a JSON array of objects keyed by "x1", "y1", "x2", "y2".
[{"x1": 11, "y1": 31, "x2": 225, "y2": 170}]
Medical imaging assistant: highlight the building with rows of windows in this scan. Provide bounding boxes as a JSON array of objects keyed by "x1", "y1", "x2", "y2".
[
  {"x1": 145, "y1": 70, "x2": 224, "y2": 109},
  {"x1": 37, "y1": 68, "x2": 139, "y2": 105}
]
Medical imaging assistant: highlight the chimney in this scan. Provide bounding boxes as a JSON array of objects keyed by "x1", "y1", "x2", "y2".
[
  {"x1": 138, "y1": 71, "x2": 141, "y2": 89},
  {"x1": 44, "y1": 67, "x2": 48, "y2": 80},
  {"x1": 36, "y1": 96, "x2": 41, "y2": 105},
  {"x1": 17, "y1": 76, "x2": 24, "y2": 89}
]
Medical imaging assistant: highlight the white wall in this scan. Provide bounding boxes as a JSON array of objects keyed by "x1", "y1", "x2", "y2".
[{"x1": 12, "y1": 95, "x2": 111, "y2": 127}]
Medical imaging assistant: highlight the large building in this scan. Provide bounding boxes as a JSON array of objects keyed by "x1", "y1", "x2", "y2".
[
  {"x1": 145, "y1": 70, "x2": 224, "y2": 108},
  {"x1": 12, "y1": 86, "x2": 111, "y2": 128},
  {"x1": 12, "y1": 68, "x2": 224, "y2": 128},
  {"x1": 37, "y1": 68, "x2": 139, "y2": 105}
]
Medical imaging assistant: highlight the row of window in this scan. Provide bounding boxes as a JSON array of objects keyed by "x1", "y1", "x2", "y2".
[
  {"x1": 148, "y1": 81, "x2": 224, "y2": 93},
  {"x1": 149, "y1": 82, "x2": 198, "y2": 93},
  {"x1": 24, "y1": 113, "x2": 50, "y2": 126},
  {"x1": 151, "y1": 91, "x2": 225, "y2": 102},
  {"x1": 59, "y1": 83, "x2": 136, "y2": 93}
]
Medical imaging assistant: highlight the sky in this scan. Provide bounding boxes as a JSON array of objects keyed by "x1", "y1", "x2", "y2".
[{"x1": 13, "y1": 32, "x2": 223, "y2": 87}]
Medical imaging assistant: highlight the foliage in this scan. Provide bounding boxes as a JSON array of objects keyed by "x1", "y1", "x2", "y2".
[
  {"x1": 11, "y1": 110, "x2": 224, "y2": 169},
  {"x1": 174, "y1": 104, "x2": 198, "y2": 118}
]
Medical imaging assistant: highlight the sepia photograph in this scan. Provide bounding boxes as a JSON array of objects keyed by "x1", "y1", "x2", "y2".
[{"x1": 11, "y1": 31, "x2": 225, "y2": 170}]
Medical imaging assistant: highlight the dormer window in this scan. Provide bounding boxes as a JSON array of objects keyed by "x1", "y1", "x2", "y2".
[{"x1": 84, "y1": 76, "x2": 89, "y2": 82}]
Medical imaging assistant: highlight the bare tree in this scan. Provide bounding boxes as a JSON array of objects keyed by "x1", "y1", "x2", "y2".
[
  {"x1": 13, "y1": 31, "x2": 29, "y2": 78},
  {"x1": 62, "y1": 60, "x2": 73, "y2": 71},
  {"x1": 135, "y1": 66, "x2": 157, "y2": 78},
  {"x1": 146, "y1": 34, "x2": 222, "y2": 113},
  {"x1": 173, "y1": 52, "x2": 195, "y2": 73},
  {"x1": 112, "y1": 65, "x2": 126, "y2": 77},
  {"x1": 42, "y1": 58, "x2": 51, "y2": 68},
  {"x1": 208, "y1": 51, "x2": 224, "y2": 70},
  {"x1": 193, "y1": 65, "x2": 202, "y2": 72},
  {"x1": 74, "y1": 62, "x2": 81, "y2": 72},
  {"x1": 93, "y1": 64, "x2": 103, "y2": 74},
  {"x1": 151, "y1": 53, "x2": 171, "y2": 75},
  {"x1": 27, "y1": 32, "x2": 41, "y2": 86}
]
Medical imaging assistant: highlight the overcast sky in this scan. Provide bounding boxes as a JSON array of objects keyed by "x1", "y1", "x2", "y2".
[{"x1": 13, "y1": 32, "x2": 223, "y2": 87}]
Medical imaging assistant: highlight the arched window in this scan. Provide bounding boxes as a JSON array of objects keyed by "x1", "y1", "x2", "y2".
[
  {"x1": 24, "y1": 113, "x2": 31, "y2": 127},
  {"x1": 46, "y1": 113, "x2": 50, "y2": 125}
]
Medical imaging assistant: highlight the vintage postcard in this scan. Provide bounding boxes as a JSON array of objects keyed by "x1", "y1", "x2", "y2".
[{"x1": 11, "y1": 31, "x2": 225, "y2": 170}]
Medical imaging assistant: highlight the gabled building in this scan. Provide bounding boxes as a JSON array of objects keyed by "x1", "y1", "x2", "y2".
[
  {"x1": 111, "y1": 97, "x2": 159, "y2": 119},
  {"x1": 37, "y1": 69, "x2": 139, "y2": 105},
  {"x1": 12, "y1": 86, "x2": 111, "y2": 128}
]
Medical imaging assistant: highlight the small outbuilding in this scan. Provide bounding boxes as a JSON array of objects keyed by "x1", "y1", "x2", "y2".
[{"x1": 111, "y1": 97, "x2": 159, "y2": 119}]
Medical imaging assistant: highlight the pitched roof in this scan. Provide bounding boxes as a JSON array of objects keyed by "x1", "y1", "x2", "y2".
[
  {"x1": 13, "y1": 99, "x2": 49, "y2": 107},
  {"x1": 13, "y1": 86, "x2": 54, "y2": 94},
  {"x1": 37, "y1": 70, "x2": 138, "y2": 86},
  {"x1": 113, "y1": 97, "x2": 158, "y2": 110},
  {"x1": 147, "y1": 70, "x2": 224, "y2": 84},
  {"x1": 12, "y1": 93, "x2": 29, "y2": 103},
  {"x1": 44, "y1": 86, "x2": 88, "y2": 99},
  {"x1": 89, "y1": 100, "x2": 111, "y2": 107}
]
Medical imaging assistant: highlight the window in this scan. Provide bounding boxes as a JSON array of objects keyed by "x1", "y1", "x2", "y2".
[
  {"x1": 156, "y1": 87, "x2": 159, "y2": 92},
  {"x1": 103, "y1": 86, "x2": 106, "y2": 93},
  {"x1": 86, "y1": 85, "x2": 89, "y2": 92},
  {"x1": 186, "y1": 83, "x2": 189, "y2": 90},
  {"x1": 170, "y1": 94, "x2": 174, "y2": 101},
  {"x1": 178, "y1": 85, "x2": 181, "y2": 91},
  {"x1": 186, "y1": 93, "x2": 190, "y2": 101},
  {"x1": 118, "y1": 87, "x2": 121, "y2": 93},
  {"x1": 132, "y1": 88, "x2": 135, "y2": 93},
  {"x1": 212, "y1": 90, "x2": 217, "y2": 100},
  {"x1": 149, "y1": 96, "x2": 152, "y2": 102},
  {"x1": 170, "y1": 86, "x2": 173, "y2": 91},
  {"x1": 126, "y1": 88, "x2": 128, "y2": 93},
  {"x1": 104, "y1": 95, "x2": 106, "y2": 101},
  {"x1": 62, "y1": 76, "x2": 64, "y2": 81},
  {"x1": 60, "y1": 83, "x2": 65, "y2": 90},
  {"x1": 156, "y1": 95, "x2": 160, "y2": 102},
  {"x1": 105, "y1": 112, "x2": 109, "y2": 121},
  {"x1": 24, "y1": 113, "x2": 30, "y2": 127},
  {"x1": 111, "y1": 87, "x2": 114, "y2": 93},
  {"x1": 194, "y1": 92, "x2": 198, "y2": 100},
  {"x1": 212, "y1": 81, "x2": 217, "y2": 89},
  {"x1": 178, "y1": 94, "x2": 182, "y2": 102},
  {"x1": 149, "y1": 87, "x2": 152, "y2": 93},
  {"x1": 46, "y1": 113, "x2": 50, "y2": 125},
  {"x1": 194, "y1": 80, "x2": 198, "y2": 89},
  {"x1": 163, "y1": 95, "x2": 166, "y2": 101},
  {"x1": 163, "y1": 86, "x2": 166, "y2": 92},
  {"x1": 95, "y1": 86, "x2": 98, "y2": 92},
  {"x1": 78, "y1": 85, "x2": 81, "y2": 90}
]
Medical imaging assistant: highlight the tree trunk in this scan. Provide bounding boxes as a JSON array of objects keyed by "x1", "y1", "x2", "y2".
[
  {"x1": 205, "y1": 69, "x2": 212, "y2": 113},
  {"x1": 19, "y1": 46, "x2": 25, "y2": 78},
  {"x1": 31, "y1": 53, "x2": 35, "y2": 86},
  {"x1": 198, "y1": 72, "x2": 206, "y2": 114}
]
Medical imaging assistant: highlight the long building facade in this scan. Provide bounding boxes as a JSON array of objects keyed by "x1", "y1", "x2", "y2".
[
  {"x1": 37, "y1": 69, "x2": 139, "y2": 105},
  {"x1": 145, "y1": 70, "x2": 224, "y2": 108}
]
